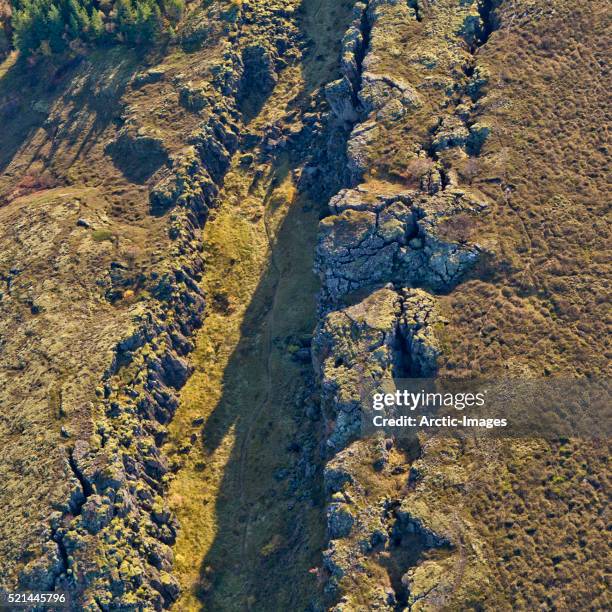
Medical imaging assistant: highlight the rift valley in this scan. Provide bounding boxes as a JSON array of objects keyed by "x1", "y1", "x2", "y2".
[{"x1": 0, "y1": 1, "x2": 609, "y2": 610}]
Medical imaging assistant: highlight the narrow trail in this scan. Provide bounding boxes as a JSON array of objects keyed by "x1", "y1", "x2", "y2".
[{"x1": 237, "y1": 187, "x2": 282, "y2": 560}]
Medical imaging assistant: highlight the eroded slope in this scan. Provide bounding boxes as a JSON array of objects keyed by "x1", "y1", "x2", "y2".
[{"x1": 0, "y1": 0, "x2": 608, "y2": 610}]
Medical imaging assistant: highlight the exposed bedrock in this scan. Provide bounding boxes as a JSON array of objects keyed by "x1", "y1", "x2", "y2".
[
  {"x1": 18, "y1": 201, "x2": 213, "y2": 609},
  {"x1": 315, "y1": 184, "x2": 487, "y2": 308},
  {"x1": 19, "y1": 177, "x2": 224, "y2": 610},
  {"x1": 313, "y1": 287, "x2": 442, "y2": 452},
  {"x1": 15, "y1": 3, "x2": 305, "y2": 608},
  {"x1": 310, "y1": 0, "x2": 500, "y2": 607}
]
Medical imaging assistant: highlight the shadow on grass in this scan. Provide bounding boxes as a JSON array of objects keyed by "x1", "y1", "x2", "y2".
[
  {"x1": 0, "y1": 46, "x2": 160, "y2": 188},
  {"x1": 191, "y1": 1, "x2": 359, "y2": 609}
]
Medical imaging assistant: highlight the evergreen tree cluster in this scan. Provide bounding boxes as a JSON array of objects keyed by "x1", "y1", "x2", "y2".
[
  {"x1": 10, "y1": 0, "x2": 184, "y2": 55},
  {"x1": 1, "y1": 1, "x2": 12, "y2": 59}
]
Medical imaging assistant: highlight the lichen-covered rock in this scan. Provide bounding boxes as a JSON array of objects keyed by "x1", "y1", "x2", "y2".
[
  {"x1": 316, "y1": 184, "x2": 485, "y2": 306},
  {"x1": 327, "y1": 503, "x2": 355, "y2": 539},
  {"x1": 178, "y1": 82, "x2": 209, "y2": 112},
  {"x1": 149, "y1": 147, "x2": 218, "y2": 218},
  {"x1": 324, "y1": 466, "x2": 354, "y2": 494},
  {"x1": 359, "y1": 73, "x2": 422, "y2": 116},
  {"x1": 313, "y1": 288, "x2": 401, "y2": 450},
  {"x1": 346, "y1": 121, "x2": 379, "y2": 183},
  {"x1": 340, "y1": 2, "x2": 367, "y2": 87},
  {"x1": 105, "y1": 123, "x2": 167, "y2": 163},
  {"x1": 313, "y1": 286, "x2": 444, "y2": 452},
  {"x1": 132, "y1": 68, "x2": 166, "y2": 87},
  {"x1": 325, "y1": 77, "x2": 359, "y2": 123},
  {"x1": 432, "y1": 115, "x2": 471, "y2": 152},
  {"x1": 399, "y1": 288, "x2": 442, "y2": 377},
  {"x1": 18, "y1": 542, "x2": 63, "y2": 591},
  {"x1": 311, "y1": 1, "x2": 500, "y2": 605},
  {"x1": 80, "y1": 495, "x2": 114, "y2": 535}
]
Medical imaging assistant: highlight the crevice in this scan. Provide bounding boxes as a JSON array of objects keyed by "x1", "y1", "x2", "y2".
[
  {"x1": 50, "y1": 447, "x2": 93, "y2": 586},
  {"x1": 439, "y1": 165, "x2": 451, "y2": 190},
  {"x1": 407, "y1": 0, "x2": 423, "y2": 22},
  {"x1": 379, "y1": 500, "x2": 451, "y2": 610},
  {"x1": 477, "y1": 0, "x2": 501, "y2": 48},
  {"x1": 463, "y1": 63, "x2": 475, "y2": 78},
  {"x1": 68, "y1": 448, "x2": 93, "y2": 504},
  {"x1": 355, "y1": 1, "x2": 372, "y2": 90},
  {"x1": 312, "y1": 0, "x2": 498, "y2": 607},
  {"x1": 53, "y1": 530, "x2": 70, "y2": 586}
]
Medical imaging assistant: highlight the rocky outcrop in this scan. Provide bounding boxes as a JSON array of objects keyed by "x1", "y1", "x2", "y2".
[
  {"x1": 14, "y1": 3, "x2": 303, "y2": 609},
  {"x1": 19, "y1": 114, "x2": 239, "y2": 608},
  {"x1": 313, "y1": 287, "x2": 443, "y2": 452},
  {"x1": 311, "y1": 0, "x2": 498, "y2": 608},
  {"x1": 316, "y1": 185, "x2": 486, "y2": 307}
]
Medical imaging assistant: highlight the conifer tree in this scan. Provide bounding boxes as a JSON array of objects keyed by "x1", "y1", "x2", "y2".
[{"x1": 11, "y1": 0, "x2": 174, "y2": 55}]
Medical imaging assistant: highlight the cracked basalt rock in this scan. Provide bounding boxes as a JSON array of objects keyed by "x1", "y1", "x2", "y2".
[
  {"x1": 341, "y1": 2, "x2": 368, "y2": 88},
  {"x1": 310, "y1": 0, "x2": 500, "y2": 606},
  {"x1": 319, "y1": 440, "x2": 455, "y2": 608},
  {"x1": 313, "y1": 287, "x2": 442, "y2": 452},
  {"x1": 105, "y1": 123, "x2": 168, "y2": 164},
  {"x1": 327, "y1": 503, "x2": 355, "y2": 540},
  {"x1": 316, "y1": 185, "x2": 485, "y2": 307},
  {"x1": 17, "y1": 3, "x2": 305, "y2": 608},
  {"x1": 391, "y1": 507, "x2": 451, "y2": 549},
  {"x1": 313, "y1": 288, "x2": 402, "y2": 451},
  {"x1": 325, "y1": 2, "x2": 370, "y2": 126},
  {"x1": 359, "y1": 72, "x2": 422, "y2": 117},
  {"x1": 319, "y1": 437, "x2": 464, "y2": 610},
  {"x1": 325, "y1": 77, "x2": 360, "y2": 124},
  {"x1": 178, "y1": 82, "x2": 209, "y2": 112}
]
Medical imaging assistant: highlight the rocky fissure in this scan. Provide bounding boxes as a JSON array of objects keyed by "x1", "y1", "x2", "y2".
[
  {"x1": 13, "y1": 3, "x2": 314, "y2": 609},
  {"x1": 476, "y1": 0, "x2": 502, "y2": 48},
  {"x1": 310, "y1": 0, "x2": 503, "y2": 608},
  {"x1": 2, "y1": 0, "x2": 606, "y2": 610}
]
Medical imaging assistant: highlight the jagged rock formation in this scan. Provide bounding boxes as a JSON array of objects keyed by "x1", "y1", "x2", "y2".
[
  {"x1": 0, "y1": 2, "x2": 303, "y2": 609},
  {"x1": 314, "y1": 287, "x2": 442, "y2": 451},
  {"x1": 0, "y1": 0, "x2": 609, "y2": 610},
  {"x1": 310, "y1": 0, "x2": 610, "y2": 609},
  {"x1": 316, "y1": 185, "x2": 486, "y2": 305},
  {"x1": 310, "y1": 0, "x2": 500, "y2": 605}
]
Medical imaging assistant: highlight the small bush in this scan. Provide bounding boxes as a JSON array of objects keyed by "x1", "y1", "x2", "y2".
[
  {"x1": 459, "y1": 157, "x2": 481, "y2": 185},
  {"x1": 398, "y1": 158, "x2": 435, "y2": 187},
  {"x1": 92, "y1": 228, "x2": 114, "y2": 242},
  {"x1": 10, "y1": 170, "x2": 57, "y2": 199}
]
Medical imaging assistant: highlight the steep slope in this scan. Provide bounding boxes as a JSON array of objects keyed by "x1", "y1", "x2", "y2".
[
  {"x1": 310, "y1": 0, "x2": 610, "y2": 609},
  {"x1": 165, "y1": 2, "x2": 357, "y2": 609},
  {"x1": 0, "y1": 1, "x2": 307, "y2": 608}
]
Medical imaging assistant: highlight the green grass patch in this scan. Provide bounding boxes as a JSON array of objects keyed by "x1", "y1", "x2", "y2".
[{"x1": 92, "y1": 229, "x2": 115, "y2": 242}]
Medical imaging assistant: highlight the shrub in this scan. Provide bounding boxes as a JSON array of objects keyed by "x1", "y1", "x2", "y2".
[
  {"x1": 92, "y1": 228, "x2": 114, "y2": 242},
  {"x1": 399, "y1": 157, "x2": 435, "y2": 187},
  {"x1": 459, "y1": 157, "x2": 481, "y2": 184}
]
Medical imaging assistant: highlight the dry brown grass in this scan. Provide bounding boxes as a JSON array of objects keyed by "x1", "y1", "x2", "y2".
[{"x1": 337, "y1": 0, "x2": 610, "y2": 608}]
